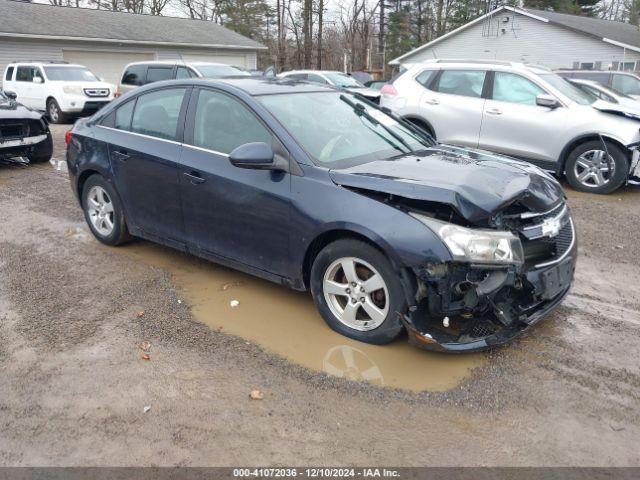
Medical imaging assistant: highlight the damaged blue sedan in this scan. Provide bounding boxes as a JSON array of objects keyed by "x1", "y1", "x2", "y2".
[{"x1": 66, "y1": 77, "x2": 577, "y2": 352}]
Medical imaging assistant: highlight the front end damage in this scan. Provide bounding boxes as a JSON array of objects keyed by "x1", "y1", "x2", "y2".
[{"x1": 401, "y1": 203, "x2": 577, "y2": 353}]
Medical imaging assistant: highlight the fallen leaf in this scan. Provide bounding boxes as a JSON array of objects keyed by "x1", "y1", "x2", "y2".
[
  {"x1": 141, "y1": 353, "x2": 151, "y2": 361},
  {"x1": 136, "y1": 311, "x2": 145, "y2": 318},
  {"x1": 249, "y1": 390, "x2": 264, "y2": 400}
]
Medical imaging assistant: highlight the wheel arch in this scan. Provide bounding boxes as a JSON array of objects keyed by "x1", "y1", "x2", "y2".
[
  {"x1": 402, "y1": 115, "x2": 436, "y2": 139},
  {"x1": 301, "y1": 228, "x2": 404, "y2": 291},
  {"x1": 558, "y1": 134, "x2": 630, "y2": 176}
]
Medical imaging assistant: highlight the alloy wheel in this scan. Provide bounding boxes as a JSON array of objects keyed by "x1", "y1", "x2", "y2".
[
  {"x1": 574, "y1": 149, "x2": 615, "y2": 188},
  {"x1": 322, "y1": 257, "x2": 389, "y2": 331},
  {"x1": 86, "y1": 185, "x2": 115, "y2": 236}
]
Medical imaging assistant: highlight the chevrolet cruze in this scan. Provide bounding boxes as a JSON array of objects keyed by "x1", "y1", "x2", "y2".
[{"x1": 66, "y1": 78, "x2": 576, "y2": 352}]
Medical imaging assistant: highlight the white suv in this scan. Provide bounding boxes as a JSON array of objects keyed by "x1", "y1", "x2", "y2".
[
  {"x1": 382, "y1": 60, "x2": 640, "y2": 194},
  {"x1": 2, "y1": 61, "x2": 115, "y2": 123}
]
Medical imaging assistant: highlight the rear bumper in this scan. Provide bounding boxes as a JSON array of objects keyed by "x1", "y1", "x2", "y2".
[{"x1": 401, "y1": 244, "x2": 577, "y2": 353}]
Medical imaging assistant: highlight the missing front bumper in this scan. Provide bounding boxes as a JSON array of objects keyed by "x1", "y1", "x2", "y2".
[{"x1": 400, "y1": 252, "x2": 577, "y2": 353}]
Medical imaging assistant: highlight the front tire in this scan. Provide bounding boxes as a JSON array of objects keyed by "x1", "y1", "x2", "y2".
[
  {"x1": 82, "y1": 175, "x2": 131, "y2": 246},
  {"x1": 47, "y1": 98, "x2": 67, "y2": 124},
  {"x1": 565, "y1": 140, "x2": 628, "y2": 194},
  {"x1": 310, "y1": 239, "x2": 405, "y2": 345}
]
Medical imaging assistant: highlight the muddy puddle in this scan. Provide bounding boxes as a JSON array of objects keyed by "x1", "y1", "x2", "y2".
[{"x1": 122, "y1": 242, "x2": 486, "y2": 392}]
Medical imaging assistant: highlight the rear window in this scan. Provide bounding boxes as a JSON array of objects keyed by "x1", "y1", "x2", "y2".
[
  {"x1": 434, "y1": 70, "x2": 486, "y2": 98},
  {"x1": 146, "y1": 67, "x2": 174, "y2": 83},
  {"x1": 5, "y1": 66, "x2": 14, "y2": 81},
  {"x1": 612, "y1": 74, "x2": 640, "y2": 96},
  {"x1": 130, "y1": 88, "x2": 186, "y2": 140},
  {"x1": 415, "y1": 69, "x2": 436, "y2": 87},
  {"x1": 121, "y1": 65, "x2": 146, "y2": 86}
]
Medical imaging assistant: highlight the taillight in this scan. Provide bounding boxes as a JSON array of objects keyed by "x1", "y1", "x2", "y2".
[
  {"x1": 65, "y1": 130, "x2": 73, "y2": 147},
  {"x1": 380, "y1": 84, "x2": 398, "y2": 97}
]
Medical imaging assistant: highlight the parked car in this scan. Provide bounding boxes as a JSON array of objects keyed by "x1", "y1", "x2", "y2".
[
  {"x1": 567, "y1": 78, "x2": 640, "y2": 111},
  {"x1": 66, "y1": 77, "x2": 576, "y2": 352},
  {"x1": 0, "y1": 90, "x2": 53, "y2": 164},
  {"x1": 382, "y1": 60, "x2": 640, "y2": 194},
  {"x1": 2, "y1": 61, "x2": 115, "y2": 124},
  {"x1": 555, "y1": 70, "x2": 640, "y2": 100},
  {"x1": 278, "y1": 70, "x2": 381, "y2": 102},
  {"x1": 365, "y1": 80, "x2": 389, "y2": 90},
  {"x1": 117, "y1": 61, "x2": 251, "y2": 96}
]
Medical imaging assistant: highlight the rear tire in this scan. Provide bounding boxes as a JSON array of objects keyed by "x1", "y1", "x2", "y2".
[
  {"x1": 310, "y1": 239, "x2": 405, "y2": 345},
  {"x1": 565, "y1": 140, "x2": 628, "y2": 194},
  {"x1": 82, "y1": 174, "x2": 131, "y2": 246}
]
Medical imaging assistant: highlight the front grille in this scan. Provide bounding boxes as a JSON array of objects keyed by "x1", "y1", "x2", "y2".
[
  {"x1": 521, "y1": 204, "x2": 575, "y2": 270},
  {"x1": 84, "y1": 88, "x2": 110, "y2": 97},
  {"x1": 0, "y1": 122, "x2": 27, "y2": 140}
]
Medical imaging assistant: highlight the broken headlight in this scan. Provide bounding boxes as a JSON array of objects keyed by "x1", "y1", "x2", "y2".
[{"x1": 410, "y1": 213, "x2": 524, "y2": 265}]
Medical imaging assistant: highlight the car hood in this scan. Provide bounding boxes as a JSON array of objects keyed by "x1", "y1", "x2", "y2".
[
  {"x1": 328, "y1": 145, "x2": 565, "y2": 224},
  {"x1": 345, "y1": 86, "x2": 381, "y2": 98},
  {"x1": 0, "y1": 98, "x2": 44, "y2": 120},
  {"x1": 592, "y1": 99, "x2": 640, "y2": 120}
]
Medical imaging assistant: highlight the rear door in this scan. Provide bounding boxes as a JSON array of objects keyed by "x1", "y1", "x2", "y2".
[
  {"x1": 104, "y1": 87, "x2": 189, "y2": 245},
  {"x1": 418, "y1": 68, "x2": 487, "y2": 147},
  {"x1": 479, "y1": 71, "x2": 568, "y2": 163},
  {"x1": 178, "y1": 87, "x2": 291, "y2": 275}
]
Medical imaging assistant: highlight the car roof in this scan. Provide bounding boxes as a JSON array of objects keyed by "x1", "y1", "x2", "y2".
[
  {"x1": 8, "y1": 62, "x2": 85, "y2": 68},
  {"x1": 124, "y1": 60, "x2": 232, "y2": 68},
  {"x1": 281, "y1": 70, "x2": 344, "y2": 75},
  {"x1": 407, "y1": 59, "x2": 551, "y2": 75},
  {"x1": 208, "y1": 77, "x2": 335, "y2": 95}
]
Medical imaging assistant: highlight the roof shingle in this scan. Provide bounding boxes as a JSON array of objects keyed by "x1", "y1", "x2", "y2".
[
  {"x1": 526, "y1": 8, "x2": 640, "y2": 50},
  {"x1": 0, "y1": 0, "x2": 265, "y2": 50}
]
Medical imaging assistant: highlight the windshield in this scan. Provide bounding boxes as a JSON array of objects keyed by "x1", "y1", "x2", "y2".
[
  {"x1": 259, "y1": 91, "x2": 430, "y2": 167},
  {"x1": 44, "y1": 66, "x2": 99, "y2": 82},
  {"x1": 195, "y1": 65, "x2": 251, "y2": 77},
  {"x1": 539, "y1": 73, "x2": 594, "y2": 105},
  {"x1": 324, "y1": 73, "x2": 364, "y2": 88}
]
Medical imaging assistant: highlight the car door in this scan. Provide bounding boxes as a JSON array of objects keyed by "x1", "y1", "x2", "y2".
[
  {"x1": 104, "y1": 87, "x2": 189, "y2": 246},
  {"x1": 479, "y1": 71, "x2": 568, "y2": 163},
  {"x1": 13, "y1": 66, "x2": 36, "y2": 108},
  {"x1": 178, "y1": 88, "x2": 291, "y2": 276},
  {"x1": 418, "y1": 69, "x2": 487, "y2": 147}
]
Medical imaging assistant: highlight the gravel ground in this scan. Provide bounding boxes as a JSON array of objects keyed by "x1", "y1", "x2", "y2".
[{"x1": 0, "y1": 124, "x2": 638, "y2": 466}]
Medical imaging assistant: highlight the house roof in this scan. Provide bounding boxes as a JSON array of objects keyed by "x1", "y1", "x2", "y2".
[
  {"x1": 527, "y1": 8, "x2": 640, "y2": 50},
  {"x1": 390, "y1": 6, "x2": 640, "y2": 65},
  {"x1": 0, "y1": 0, "x2": 265, "y2": 50}
]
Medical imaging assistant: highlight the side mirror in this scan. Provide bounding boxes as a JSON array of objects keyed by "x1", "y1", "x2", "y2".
[
  {"x1": 536, "y1": 94, "x2": 560, "y2": 109},
  {"x1": 229, "y1": 142, "x2": 276, "y2": 170},
  {"x1": 3, "y1": 91, "x2": 17, "y2": 100},
  {"x1": 33, "y1": 76, "x2": 43, "y2": 84}
]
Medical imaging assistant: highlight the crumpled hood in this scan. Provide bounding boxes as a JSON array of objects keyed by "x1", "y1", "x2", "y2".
[
  {"x1": 0, "y1": 98, "x2": 44, "y2": 120},
  {"x1": 329, "y1": 145, "x2": 565, "y2": 224},
  {"x1": 592, "y1": 99, "x2": 640, "y2": 121}
]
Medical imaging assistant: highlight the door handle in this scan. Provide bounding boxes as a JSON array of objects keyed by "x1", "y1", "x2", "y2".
[
  {"x1": 425, "y1": 98, "x2": 440, "y2": 105},
  {"x1": 113, "y1": 150, "x2": 130, "y2": 161},
  {"x1": 184, "y1": 171, "x2": 205, "y2": 185},
  {"x1": 486, "y1": 108, "x2": 502, "y2": 115}
]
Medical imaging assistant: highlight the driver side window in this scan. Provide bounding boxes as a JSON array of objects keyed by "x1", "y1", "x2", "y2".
[
  {"x1": 492, "y1": 72, "x2": 545, "y2": 106},
  {"x1": 191, "y1": 89, "x2": 272, "y2": 155}
]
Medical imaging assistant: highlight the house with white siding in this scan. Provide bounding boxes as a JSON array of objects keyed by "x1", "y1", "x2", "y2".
[
  {"x1": 0, "y1": 0, "x2": 265, "y2": 86},
  {"x1": 390, "y1": 6, "x2": 640, "y2": 72}
]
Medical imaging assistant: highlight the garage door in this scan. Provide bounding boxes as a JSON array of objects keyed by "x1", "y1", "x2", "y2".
[
  {"x1": 62, "y1": 50, "x2": 155, "y2": 87},
  {"x1": 180, "y1": 53, "x2": 248, "y2": 68}
]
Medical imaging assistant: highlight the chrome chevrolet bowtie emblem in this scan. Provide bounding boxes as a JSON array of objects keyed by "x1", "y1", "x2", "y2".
[{"x1": 541, "y1": 217, "x2": 562, "y2": 238}]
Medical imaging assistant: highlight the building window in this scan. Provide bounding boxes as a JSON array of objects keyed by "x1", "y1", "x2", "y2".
[{"x1": 579, "y1": 62, "x2": 594, "y2": 70}]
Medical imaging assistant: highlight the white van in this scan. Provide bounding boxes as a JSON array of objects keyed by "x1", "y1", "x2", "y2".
[{"x1": 3, "y1": 61, "x2": 115, "y2": 123}]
